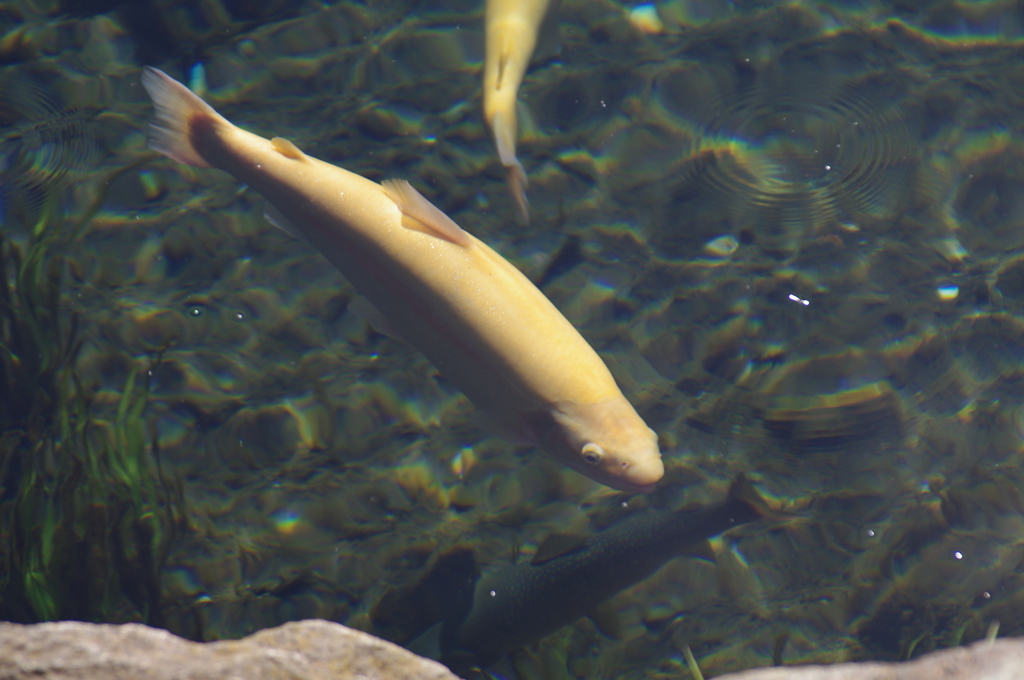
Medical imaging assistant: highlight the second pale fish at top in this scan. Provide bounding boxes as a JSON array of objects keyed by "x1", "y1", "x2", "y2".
[{"x1": 484, "y1": 0, "x2": 557, "y2": 225}]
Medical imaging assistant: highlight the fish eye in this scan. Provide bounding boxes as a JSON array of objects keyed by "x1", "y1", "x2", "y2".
[{"x1": 581, "y1": 443, "x2": 604, "y2": 465}]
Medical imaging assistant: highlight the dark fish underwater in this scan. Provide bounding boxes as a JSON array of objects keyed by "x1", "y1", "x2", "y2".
[{"x1": 380, "y1": 474, "x2": 774, "y2": 677}]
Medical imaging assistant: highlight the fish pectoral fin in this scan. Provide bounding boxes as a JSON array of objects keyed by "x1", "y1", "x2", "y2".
[
  {"x1": 405, "y1": 622, "x2": 444, "y2": 661},
  {"x1": 534, "y1": 0, "x2": 564, "y2": 63},
  {"x1": 531, "y1": 532, "x2": 591, "y2": 565},
  {"x1": 471, "y1": 409, "x2": 533, "y2": 446},
  {"x1": 271, "y1": 136, "x2": 306, "y2": 160},
  {"x1": 587, "y1": 601, "x2": 624, "y2": 640},
  {"x1": 348, "y1": 295, "x2": 403, "y2": 340},
  {"x1": 381, "y1": 179, "x2": 472, "y2": 247},
  {"x1": 263, "y1": 203, "x2": 313, "y2": 247}
]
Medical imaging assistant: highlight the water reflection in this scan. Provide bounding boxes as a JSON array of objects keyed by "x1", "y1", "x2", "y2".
[{"x1": 2, "y1": 0, "x2": 1024, "y2": 677}]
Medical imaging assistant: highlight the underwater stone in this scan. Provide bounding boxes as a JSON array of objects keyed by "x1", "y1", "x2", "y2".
[
  {"x1": 629, "y1": 4, "x2": 665, "y2": 34},
  {"x1": 703, "y1": 234, "x2": 739, "y2": 258},
  {"x1": 355, "y1": 106, "x2": 418, "y2": 141},
  {"x1": 714, "y1": 635, "x2": 1024, "y2": 679},
  {"x1": 760, "y1": 382, "x2": 903, "y2": 455},
  {"x1": 0, "y1": 619, "x2": 459, "y2": 680},
  {"x1": 133, "y1": 307, "x2": 185, "y2": 349},
  {"x1": 995, "y1": 255, "x2": 1024, "y2": 304}
]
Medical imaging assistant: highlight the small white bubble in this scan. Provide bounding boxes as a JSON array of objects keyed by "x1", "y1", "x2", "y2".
[
  {"x1": 235, "y1": 312, "x2": 244, "y2": 321},
  {"x1": 954, "y1": 551, "x2": 963, "y2": 560},
  {"x1": 866, "y1": 529, "x2": 875, "y2": 537},
  {"x1": 489, "y1": 590, "x2": 496, "y2": 597},
  {"x1": 983, "y1": 591, "x2": 991, "y2": 599}
]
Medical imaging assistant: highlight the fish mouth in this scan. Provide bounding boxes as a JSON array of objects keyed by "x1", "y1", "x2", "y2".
[
  {"x1": 565, "y1": 460, "x2": 661, "y2": 494},
  {"x1": 592, "y1": 466, "x2": 662, "y2": 494},
  {"x1": 615, "y1": 456, "x2": 665, "y2": 494},
  {"x1": 616, "y1": 480, "x2": 658, "y2": 494}
]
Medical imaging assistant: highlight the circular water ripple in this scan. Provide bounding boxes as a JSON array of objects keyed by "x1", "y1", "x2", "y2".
[
  {"x1": 0, "y1": 71, "x2": 101, "y2": 221},
  {"x1": 658, "y1": 67, "x2": 918, "y2": 251}
]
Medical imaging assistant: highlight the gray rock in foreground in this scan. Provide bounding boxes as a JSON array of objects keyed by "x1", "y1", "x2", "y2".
[
  {"x1": 717, "y1": 637, "x2": 1024, "y2": 680},
  {"x1": 0, "y1": 618, "x2": 459, "y2": 680},
  {"x1": 1, "y1": 619, "x2": 1021, "y2": 680}
]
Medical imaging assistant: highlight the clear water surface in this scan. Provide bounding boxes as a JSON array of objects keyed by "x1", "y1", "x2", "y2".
[{"x1": 1, "y1": 0, "x2": 1023, "y2": 677}]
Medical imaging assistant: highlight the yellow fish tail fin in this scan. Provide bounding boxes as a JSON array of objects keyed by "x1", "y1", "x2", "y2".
[
  {"x1": 491, "y1": 107, "x2": 519, "y2": 169},
  {"x1": 508, "y1": 162, "x2": 529, "y2": 226},
  {"x1": 491, "y1": 108, "x2": 530, "y2": 224},
  {"x1": 141, "y1": 66, "x2": 227, "y2": 168}
]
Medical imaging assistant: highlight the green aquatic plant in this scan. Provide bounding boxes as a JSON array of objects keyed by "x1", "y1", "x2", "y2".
[
  {"x1": 682, "y1": 644, "x2": 705, "y2": 680},
  {"x1": 0, "y1": 156, "x2": 185, "y2": 625},
  {"x1": 11, "y1": 360, "x2": 186, "y2": 625}
]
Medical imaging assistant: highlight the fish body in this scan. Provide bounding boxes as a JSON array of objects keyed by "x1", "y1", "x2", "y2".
[
  {"x1": 483, "y1": 0, "x2": 556, "y2": 225},
  {"x1": 139, "y1": 67, "x2": 663, "y2": 492},
  {"x1": 439, "y1": 475, "x2": 769, "y2": 672}
]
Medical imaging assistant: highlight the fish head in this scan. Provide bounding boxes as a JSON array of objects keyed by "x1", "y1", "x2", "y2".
[{"x1": 534, "y1": 395, "x2": 664, "y2": 493}]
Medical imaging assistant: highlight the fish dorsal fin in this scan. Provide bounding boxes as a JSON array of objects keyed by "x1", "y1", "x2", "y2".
[
  {"x1": 531, "y1": 532, "x2": 590, "y2": 565},
  {"x1": 727, "y1": 473, "x2": 780, "y2": 520},
  {"x1": 271, "y1": 136, "x2": 305, "y2": 160},
  {"x1": 348, "y1": 295, "x2": 403, "y2": 340},
  {"x1": 381, "y1": 179, "x2": 471, "y2": 247},
  {"x1": 682, "y1": 538, "x2": 717, "y2": 563}
]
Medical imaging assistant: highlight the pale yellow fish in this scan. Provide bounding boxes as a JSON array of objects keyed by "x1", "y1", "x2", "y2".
[
  {"x1": 139, "y1": 67, "x2": 663, "y2": 492},
  {"x1": 483, "y1": 0, "x2": 555, "y2": 226}
]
